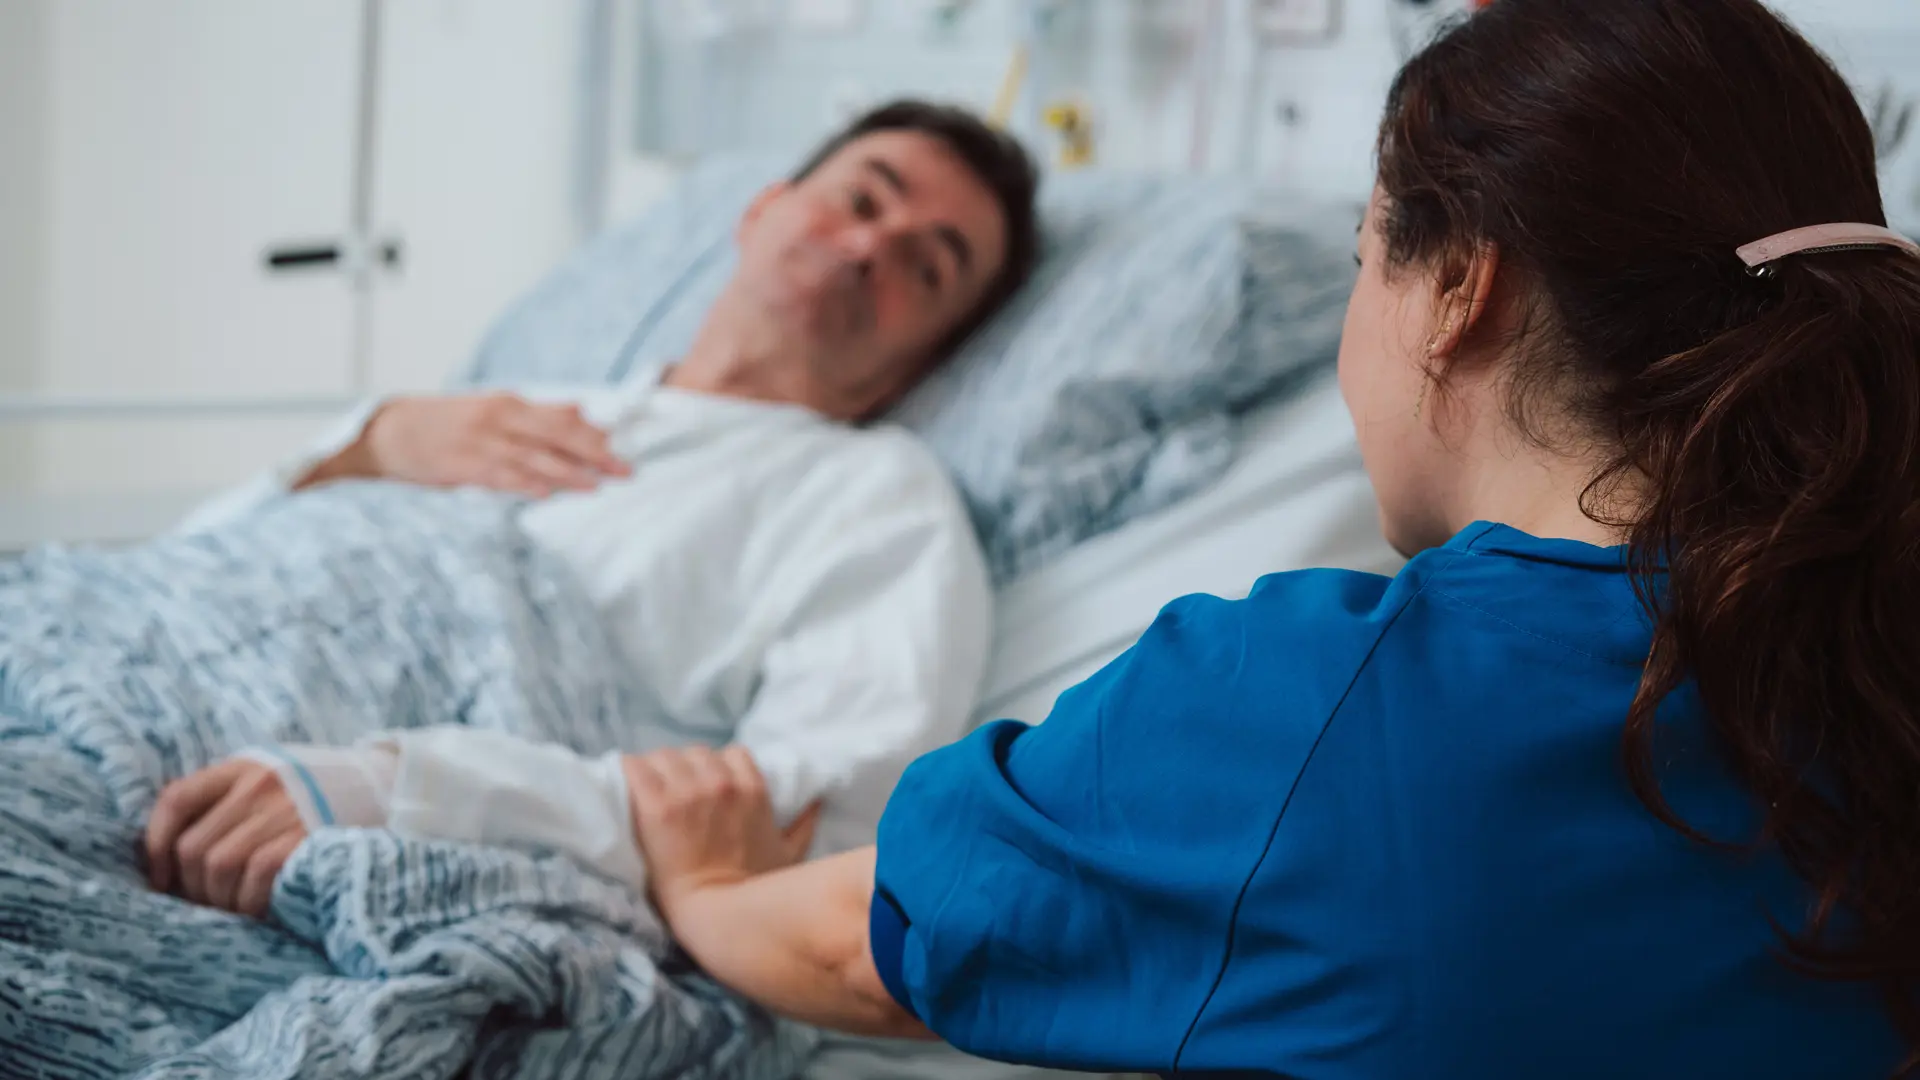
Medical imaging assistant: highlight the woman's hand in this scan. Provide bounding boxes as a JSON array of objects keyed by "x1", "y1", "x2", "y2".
[
  {"x1": 622, "y1": 746, "x2": 820, "y2": 919},
  {"x1": 617, "y1": 756, "x2": 924, "y2": 1039},
  {"x1": 144, "y1": 758, "x2": 308, "y2": 918}
]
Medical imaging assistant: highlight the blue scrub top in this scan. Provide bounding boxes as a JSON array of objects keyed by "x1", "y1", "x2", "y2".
[{"x1": 870, "y1": 523, "x2": 1900, "y2": 1078}]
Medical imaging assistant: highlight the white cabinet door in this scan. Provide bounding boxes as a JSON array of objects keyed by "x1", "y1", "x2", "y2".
[
  {"x1": 363, "y1": 0, "x2": 586, "y2": 394},
  {"x1": 39, "y1": 0, "x2": 364, "y2": 401}
]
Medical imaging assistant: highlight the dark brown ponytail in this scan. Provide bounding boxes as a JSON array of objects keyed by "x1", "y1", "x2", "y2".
[{"x1": 1376, "y1": 0, "x2": 1920, "y2": 1064}]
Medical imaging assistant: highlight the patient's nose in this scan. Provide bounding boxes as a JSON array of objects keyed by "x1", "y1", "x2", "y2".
[
  {"x1": 833, "y1": 224, "x2": 890, "y2": 283},
  {"x1": 838, "y1": 222, "x2": 883, "y2": 261}
]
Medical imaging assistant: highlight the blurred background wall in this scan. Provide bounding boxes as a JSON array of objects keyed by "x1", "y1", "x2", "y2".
[{"x1": 0, "y1": 0, "x2": 1914, "y2": 548}]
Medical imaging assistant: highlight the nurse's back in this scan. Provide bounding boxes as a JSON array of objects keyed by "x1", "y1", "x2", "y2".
[
  {"x1": 878, "y1": 522, "x2": 1903, "y2": 1077},
  {"x1": 1197, "y1": 527, "x2": 1904, "y2": 1076},
  {"x1": 1316, "y1": 0, "x2": 1920, "y2": 1071}
]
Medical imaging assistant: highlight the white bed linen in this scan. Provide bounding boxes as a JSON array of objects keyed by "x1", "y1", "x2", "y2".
[
  {"x1": 979, "y1": 371, "x2": 1402, "y2": 727},
  {"x1": 802, "y1": 372, "x2": 1400, "y2": 1080}
]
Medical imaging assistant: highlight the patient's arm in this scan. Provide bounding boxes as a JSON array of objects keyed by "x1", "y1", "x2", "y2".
[
  {"x1": 154, "y1": 733, "x2": 921, "y2": 1040},
  {"x1": 721, "y1": 446, "x2": 994, "y2": 844},
  {"x1": 175, "y1": 383, "x2": 635, "y2": 534},
  {"x1": 151, "y1": 729, "x2": 670, "y2": 916},
  {"x1": 251, "y1": 735, "x2": 921, "y2": 1035},
  {"x1": 293, "y1": 393, "x2": 630, "y2": 496},
  {"x1": 242, "y1": 728, "x2": 650, "y2": 893}
]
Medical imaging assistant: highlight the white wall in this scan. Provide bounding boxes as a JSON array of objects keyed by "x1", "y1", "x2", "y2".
[
  {"x1": 615, "y1": 0, "x2": 1919, "y2": 225},
  {"x1": 0, "y1": 0, "x2": 51, "y2": 488},
  {"x1": 1772, "y1": 0, "x2": 1920, "y2": 229},
  {"x1": 14, "y1": 0, "x2": 369, "y2": 507},
  {"x1": 2, "y1": 0, "x2": 1913, "y2": 547},
  {"x1": 366, "y1": 0, "x2": 591, "y2": 394},
  {"x1": 609, "y1": 0, "x2": 1405, "y2": 221},
  {"x1": 0, "y1": 0, "x2": 49, "y2": 389}
]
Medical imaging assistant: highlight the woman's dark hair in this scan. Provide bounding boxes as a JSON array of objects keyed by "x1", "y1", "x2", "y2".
[
  {"x1": 794, "y1": 99, "x2": 1041, "y2": 356},
  {"x1": 1378, "y1": 0, "x2": 1920, "y2": 1064}
]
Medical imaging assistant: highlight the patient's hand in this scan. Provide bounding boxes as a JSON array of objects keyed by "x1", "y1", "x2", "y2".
[
  {"x1": 144, "y1": 759, "x2": 307, "y2": 918},
  {"x1": 299, "y1": 393, "x2": 632, "y2": 498},
  {"x1": 623, "y1": 747, "x2": 820, "y2": 917}
]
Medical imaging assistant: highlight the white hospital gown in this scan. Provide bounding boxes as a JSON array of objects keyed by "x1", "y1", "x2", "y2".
[{"x1": 184, "y1": 377, "x2": 993, "y2": 891}]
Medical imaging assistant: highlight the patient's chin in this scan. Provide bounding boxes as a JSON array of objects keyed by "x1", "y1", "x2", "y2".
[{"x1": 793, "y1": 290, "x2": 873, "y2": 349}]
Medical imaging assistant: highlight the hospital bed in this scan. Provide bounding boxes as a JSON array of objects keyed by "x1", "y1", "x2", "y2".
[
  {"x1": 976, "y1": 371, "x2": 1401, "y2": 727},
  {"x1": 0, "y1": 155, "x2": 1391, "y2": 1080}
]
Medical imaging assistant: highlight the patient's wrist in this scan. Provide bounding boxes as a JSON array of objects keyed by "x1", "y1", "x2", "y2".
[
  {"x1": 233, "y1": 743, "x2": 398, "y2": 830},
  {"x1": 291, "y1": 433, "x2": 381, "y2": 491}
]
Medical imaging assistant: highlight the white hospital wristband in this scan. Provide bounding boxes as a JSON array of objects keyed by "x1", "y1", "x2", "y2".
[{"x1": 235, "y1": 743, "x2": 399, "y2": 831}]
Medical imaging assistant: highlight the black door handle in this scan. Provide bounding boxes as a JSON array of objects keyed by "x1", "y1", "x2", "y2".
[{"x1": 264, "y1": 244, "x2": 341, "y2": 270}]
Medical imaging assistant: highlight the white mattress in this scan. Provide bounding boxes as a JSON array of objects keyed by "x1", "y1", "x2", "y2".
[
  {"x1": 804, "y1": 372, "x2": 1400, "y2": 1080},
  {"x1": 978, "y1": 370, "x2": 1402, "y2": 727}
]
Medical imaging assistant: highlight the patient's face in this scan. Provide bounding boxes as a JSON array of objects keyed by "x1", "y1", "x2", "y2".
[
  {"x1": 1338, "y1": 186, "x2": 1458, "y2": 556},
  {"x1": 732, "y1": 129, "x2": 1010, "y2": 419}
]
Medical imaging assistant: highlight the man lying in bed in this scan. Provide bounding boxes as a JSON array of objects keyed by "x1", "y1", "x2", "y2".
[{"x1": 143, "y1": 99, "x2": 1040, "y2": 917}]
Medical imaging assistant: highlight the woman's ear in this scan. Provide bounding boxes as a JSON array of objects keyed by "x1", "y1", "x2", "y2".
[
  {"x1": 1429, "y1": 240, "x2": 1502, "y2": 360},
  {"x1": 735, "y1": 181, "x2": 793, "y2": 244}
]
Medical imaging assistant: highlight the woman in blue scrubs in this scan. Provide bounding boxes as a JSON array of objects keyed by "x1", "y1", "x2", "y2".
[{"x1": 624, "y1": 0, "x2": 1920, "y2": 1075}]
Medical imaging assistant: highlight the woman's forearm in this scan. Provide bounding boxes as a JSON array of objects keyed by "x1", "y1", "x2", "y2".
[{"x1": 659, "y1": 846, "x2": 931, "y2": 1040}]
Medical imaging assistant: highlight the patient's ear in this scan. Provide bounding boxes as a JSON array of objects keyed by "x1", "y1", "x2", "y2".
[{"x1": 736, "y1": 182, "x2": 792, "y2": 242}]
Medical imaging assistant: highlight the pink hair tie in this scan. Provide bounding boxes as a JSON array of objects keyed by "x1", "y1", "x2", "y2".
[{"x1": 1737, "y1": 222, "x2": 1920, "y2": 277}]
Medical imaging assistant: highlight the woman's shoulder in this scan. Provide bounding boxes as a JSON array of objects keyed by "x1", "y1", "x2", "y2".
[
  {"x1": 1226, "y1": 527, "x2": 1652, "y2": 671},
  {"x1": 1154, "y1": 560, "x2": 1439, "y2": 692},
  {"x1": 1229, "y1": 535, "x2": 1497, "y2": 636},
  {"x1": 1100, "y1": 570, "x2": 1403, "y2": 711}
]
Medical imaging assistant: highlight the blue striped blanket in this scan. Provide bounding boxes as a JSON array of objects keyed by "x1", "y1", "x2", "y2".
[{"x1": 0, "y1": 485, "x2": 815, "y2": 1080}]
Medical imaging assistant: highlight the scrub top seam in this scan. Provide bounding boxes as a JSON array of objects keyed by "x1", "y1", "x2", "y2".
[
  {"x1": 1451, "y1": 520, "x2": 1504, "y2": 554},
  {"x1": 1425, "y1": 585, "x2": 1638, "y2": 666},
  {"x1": 1169, "y1": 556, "x2": 1457, "y2": 1070}
]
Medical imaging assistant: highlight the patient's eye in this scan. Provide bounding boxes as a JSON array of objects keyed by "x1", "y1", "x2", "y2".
[
  {"x1": 851, "y1": 189, "x2": 879, "y2": 220},
  {"x1": 899, "y1": 235, "x2": 941, "y2": 293},
  {"x1": 1354, "y1": 252, "x2": 1363, "y2": 268}
]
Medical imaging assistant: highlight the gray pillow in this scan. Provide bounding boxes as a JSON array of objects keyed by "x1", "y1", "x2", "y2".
[{"x1": 459, "y1": 158, "x2": 1357, "y2": 582}]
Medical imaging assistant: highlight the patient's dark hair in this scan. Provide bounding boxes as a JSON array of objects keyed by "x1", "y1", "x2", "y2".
[
  {"x1": 794, "y1": 99, "x2": 1041, "y2": 355},
  {"x1": 1381, "y1": 0, "x2": 1920, "y2": 1067}
]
